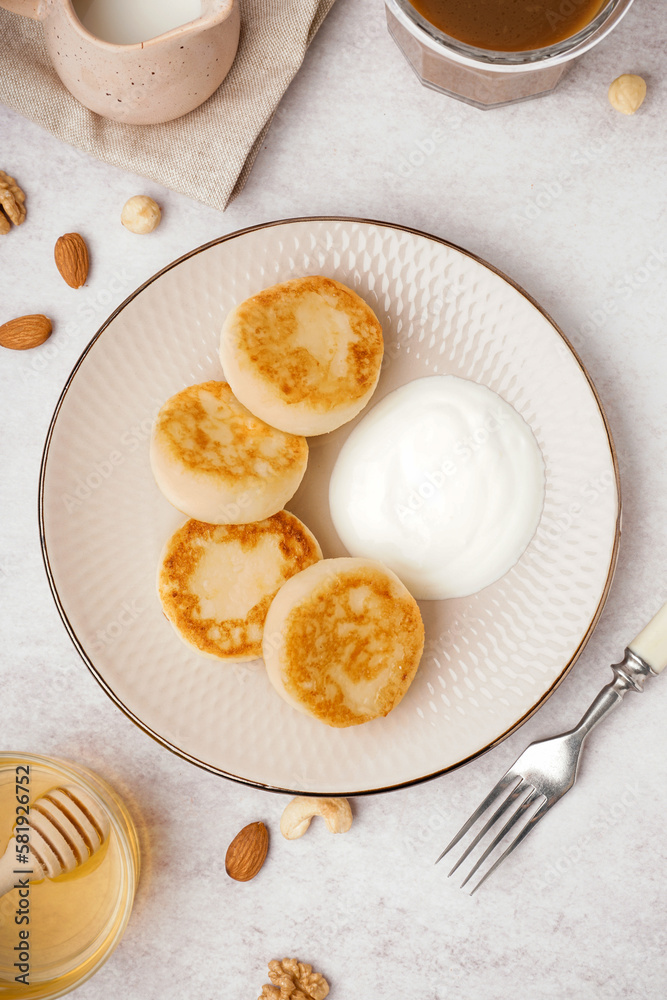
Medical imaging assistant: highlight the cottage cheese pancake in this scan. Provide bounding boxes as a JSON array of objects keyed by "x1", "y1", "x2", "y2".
[
  {"x1": 219, "y1": 276, "x2": 384, "y2": 436},
  {"x1": 263, "y1": 557, "x2": 425, "y2": 727},
  {"x1": 150, "y1": 381, "x2": 308, "y2": 524},
  {"x1": 158, "y1": 511, "x2": 322, "y2": 661}
]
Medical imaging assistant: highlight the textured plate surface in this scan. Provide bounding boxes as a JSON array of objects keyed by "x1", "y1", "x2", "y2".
[{"x1": 40, "y1": 218, "x2": 620, "y2": 795}]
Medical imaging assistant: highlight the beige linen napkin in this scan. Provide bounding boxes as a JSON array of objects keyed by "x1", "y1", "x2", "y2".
[{"x1": 0, "y1": 0, "x2": 336, "y2": 210}]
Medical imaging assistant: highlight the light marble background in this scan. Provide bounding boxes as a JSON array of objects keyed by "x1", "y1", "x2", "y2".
[{"x1": 1, "y1": 0, "x2": 666, "y2": 997}]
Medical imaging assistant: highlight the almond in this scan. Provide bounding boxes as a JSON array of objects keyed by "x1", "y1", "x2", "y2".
[
  {"x1": 0, "y1": 314, "x2": 52, "y2": 351},
  {"x1": 54, "y1": 232, "x2": 89, "y2": 288},
  {"x1": 225, "y1": 821, "x2": 269, "y2": 882}
]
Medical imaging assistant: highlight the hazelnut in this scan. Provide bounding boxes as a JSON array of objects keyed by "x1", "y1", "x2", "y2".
[
  {"x1": 121, "y1": 195, "x2": 161, "y2": 234},
  {"x1": 608, "y1": 74, "x2": 646, "y2": 115}
]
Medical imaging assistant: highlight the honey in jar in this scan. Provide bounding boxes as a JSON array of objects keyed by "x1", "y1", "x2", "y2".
[{"x1": 0, "y1": 754, "x2": 139, "y2": 999}]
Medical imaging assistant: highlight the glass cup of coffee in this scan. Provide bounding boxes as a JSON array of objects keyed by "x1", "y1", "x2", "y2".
[{"x1": 384, "y1": 0, "x2": 636, "y2": 109}]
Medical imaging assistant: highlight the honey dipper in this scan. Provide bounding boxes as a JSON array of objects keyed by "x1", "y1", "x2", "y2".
[{"x1": 0, "y1": 784, "x2": 110, "y2": 898}]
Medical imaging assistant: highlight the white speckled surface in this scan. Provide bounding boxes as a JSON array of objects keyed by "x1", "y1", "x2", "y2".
[{"x1": 1, "y1": 0, "x2": 666, "y2": 997}]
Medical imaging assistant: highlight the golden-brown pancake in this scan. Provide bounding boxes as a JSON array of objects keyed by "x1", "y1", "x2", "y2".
[
  {"x1": 262, "y1": 557, "x2": 425, "y2": 726},
  {"x1": 219, "y1": 276, "x2": 384, "y2": 436},
  {"x1": 158, "y1": 511, "x2": 322, "y2": 662},
  {"x1": 150, "y1": 380, "x2": 308, "y2": 524}
]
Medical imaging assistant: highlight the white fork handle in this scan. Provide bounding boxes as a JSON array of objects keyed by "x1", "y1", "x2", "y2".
[{"x1": 629, "y1": 601, "x2": 667, "y2": 674}]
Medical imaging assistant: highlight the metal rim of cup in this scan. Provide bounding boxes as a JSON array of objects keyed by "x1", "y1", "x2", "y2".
[{"x1": 387, "y1": 0, "x2": 636, "y2": 71}]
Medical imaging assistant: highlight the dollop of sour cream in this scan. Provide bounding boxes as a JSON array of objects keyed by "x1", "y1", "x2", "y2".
[{"x1": 329, "y1": 375, "x2": 545, "y2": 600}]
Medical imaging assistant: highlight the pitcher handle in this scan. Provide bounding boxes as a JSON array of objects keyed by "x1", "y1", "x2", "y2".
[{"x1": 0, "y1": 0, "x2": 45, "y2": 20}]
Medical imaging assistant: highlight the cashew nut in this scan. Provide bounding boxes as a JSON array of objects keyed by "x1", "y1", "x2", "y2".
[{"x1": 280, "y1": 797, "x2": 352, "y2": 840}]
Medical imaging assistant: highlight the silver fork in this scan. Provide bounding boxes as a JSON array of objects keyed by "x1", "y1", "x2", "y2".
[{"x1": 436, "y1": 600, "x2": 667, "y2": 894}]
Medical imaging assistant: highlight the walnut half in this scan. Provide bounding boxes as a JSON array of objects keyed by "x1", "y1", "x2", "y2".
[
  {"x1": 259, "y1": 958, "x2": 330, "y2": 1000},
  {"x1": 0, "y1": 170, "x2": 26, "y2": 234}
]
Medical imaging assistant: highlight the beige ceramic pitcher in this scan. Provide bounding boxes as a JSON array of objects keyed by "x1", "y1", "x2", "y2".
[{"x1": 1, "y1": 0, "x2": 240, "y2": 124}]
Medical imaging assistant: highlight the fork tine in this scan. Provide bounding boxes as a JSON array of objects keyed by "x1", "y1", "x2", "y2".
[
  {"x1": 435, "y1": 771, "x2": 521, "y2": 866},
  {"x1": 460, "y1": 790, "x2": 548, "y2": 894},
  {"x1": 447, "y1": 777, "x2": 533, "y2": 877},
  {"x1": 466, "y1": 797, "x2": 550, "y2": 895}
]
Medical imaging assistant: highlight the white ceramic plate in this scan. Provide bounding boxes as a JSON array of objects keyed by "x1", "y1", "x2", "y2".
[{"x1": 40, "y1": 218, "x2": 620, "y2": 795}]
